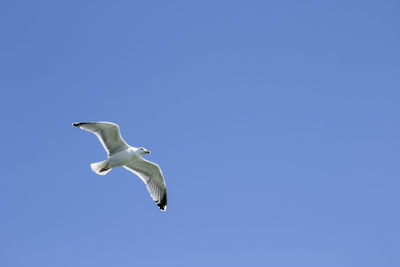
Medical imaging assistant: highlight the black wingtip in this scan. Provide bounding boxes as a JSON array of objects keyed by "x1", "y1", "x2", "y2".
[
  {"x1": 156, "y1": 191, "x2": 167, "y2": 211},
  {"x1": 72, "y1": 122, "x2": 89, "y2": 127}
]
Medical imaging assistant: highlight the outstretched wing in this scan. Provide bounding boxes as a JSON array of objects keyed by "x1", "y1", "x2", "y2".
[
  {"x1": 123, "y1": 158, "x2": 167, "y2": 211},
  {"x1": 73, "y1": 122, "x2": 129, "y2": 155}
]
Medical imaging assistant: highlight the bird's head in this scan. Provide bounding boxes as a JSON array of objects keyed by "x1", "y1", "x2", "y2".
[{"x1": 138, "y1": 147, "x2": 151, "y2": 156}]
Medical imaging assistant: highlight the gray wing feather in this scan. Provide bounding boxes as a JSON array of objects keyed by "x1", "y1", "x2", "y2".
[
  {"x1": 123, "y1": 158, "x2": 167, "y2": 211},
  {"x1": 73, "y1": 122, "x2": 129, "y2": 155}
]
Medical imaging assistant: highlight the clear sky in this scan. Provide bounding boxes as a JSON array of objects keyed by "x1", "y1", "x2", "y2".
[{"x1": 0, "y1": 0, "x2": 399, "y2": 266}]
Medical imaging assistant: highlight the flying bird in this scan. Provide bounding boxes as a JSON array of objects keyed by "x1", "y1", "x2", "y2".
[{"x1": 73, "y1": 121, "x2": 167, "y2": 211}]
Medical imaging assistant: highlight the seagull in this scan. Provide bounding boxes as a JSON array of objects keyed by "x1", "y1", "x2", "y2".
[{"x1": 72, "y1": 121, "x2": 167, "y2": 211}]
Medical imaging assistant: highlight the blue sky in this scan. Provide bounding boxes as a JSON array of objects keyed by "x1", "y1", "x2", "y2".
[{"x1": 0, "y1": 0, "x2": 399, "y2": 266}]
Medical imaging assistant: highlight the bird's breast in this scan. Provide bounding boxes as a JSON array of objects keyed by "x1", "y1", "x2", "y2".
[{"x1": 109, "y1": 149, "x2": 136, "y2": 168}]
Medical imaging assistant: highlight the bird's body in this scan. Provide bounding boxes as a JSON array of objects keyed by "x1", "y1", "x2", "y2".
[
  {"x1": 108, "y1": 147, "x2": 139, "y2": 168},
  {"x1": 73, "y1": 122, "x2": 167, "y2": 211}
]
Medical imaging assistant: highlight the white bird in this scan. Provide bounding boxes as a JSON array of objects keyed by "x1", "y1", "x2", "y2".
[{"x1": 73, "y1": 121, "x2": 167, "y2": 211}]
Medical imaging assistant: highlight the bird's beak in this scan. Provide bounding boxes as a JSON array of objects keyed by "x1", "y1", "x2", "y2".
[{"x1": 145, "y1": 150, "x2": 151, "y2": 154}]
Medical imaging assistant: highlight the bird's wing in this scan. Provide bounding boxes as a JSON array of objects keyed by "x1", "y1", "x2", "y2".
[
  {"x1": 123, "y1": 158, "x2": 167, "y2": 211},
  {"x1": 73, "y1": 122, "x2": 129, "y2": 155}
]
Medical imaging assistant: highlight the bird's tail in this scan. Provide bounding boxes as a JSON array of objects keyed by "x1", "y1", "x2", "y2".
[{"x1": 90, "y1": 160, "x2": 111, "y2": 175}]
